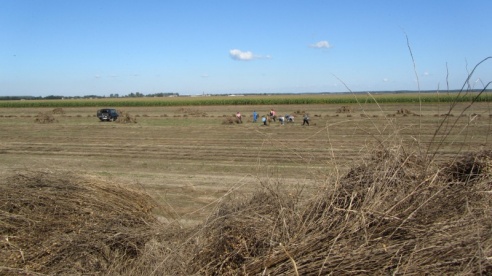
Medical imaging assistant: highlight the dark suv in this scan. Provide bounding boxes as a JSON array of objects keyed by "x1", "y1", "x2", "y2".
[{"x1": 97, "y1": 108, "x2": 119, "y2": 121}]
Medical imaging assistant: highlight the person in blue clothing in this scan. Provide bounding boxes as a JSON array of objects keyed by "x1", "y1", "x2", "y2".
[{"x1": 253, "y1": 110, "x2": 258, "y2": 122}]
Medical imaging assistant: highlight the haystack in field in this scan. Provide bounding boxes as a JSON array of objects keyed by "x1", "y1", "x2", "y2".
[
  {"x1": 336, "y1": 106, "x2": 353, "y2": 113},
  {"x1": 221, "y1": 117, "x2": 235, "y2": 124},
  {"x1": 115, "y1": 110, "x2": 137, "y2": 123},
  {"x1": 396, "y1": 108, "x2": 413, "y2": 115},
  {"x1": 51, "y1": 107, "x2": 65, "y2": 114},
  {"x1": 0, "y1": 171, "x2": 159, "y2": 275},
  {"x1": 181, "y1": 149, "x2": 492, "y2": 275},
  {"x1": 34, "y1": 112, "x2": 57, "y2": 123},
  {"x1": 222, "y1": 116, "x2": 241, "y2": 124}
]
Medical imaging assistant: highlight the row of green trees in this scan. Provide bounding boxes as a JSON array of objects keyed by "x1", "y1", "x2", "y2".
[{"x1": 0, "y1": 92, "x2": 180, "y2": 101}]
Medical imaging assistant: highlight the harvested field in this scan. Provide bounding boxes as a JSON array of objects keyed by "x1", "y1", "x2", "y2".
[{"x1": 0, "y1": 101, "x2": 491, "y2": 274}]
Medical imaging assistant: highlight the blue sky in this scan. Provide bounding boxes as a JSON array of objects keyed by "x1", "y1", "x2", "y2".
[{"x1": 1, "y1": 0, "x2": 491, "y2": 97}]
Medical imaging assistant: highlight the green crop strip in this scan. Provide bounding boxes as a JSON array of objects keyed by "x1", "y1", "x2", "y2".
[{"x1": 1, "y1": 92, "x2": 491, "y2": 108}]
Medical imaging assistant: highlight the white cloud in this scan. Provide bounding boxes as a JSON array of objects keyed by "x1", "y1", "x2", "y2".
[
  {"x1": 229, "y1": 49, "x2": 255, "y2": 61},
  {"x1": 229, "y1": 49, "x2": 272, "y2": 61},
  {"x1": 309, "y1": 40, "x2": 331, "y2": 49},
  {"x1": 383, "y1": 78, "x2": 389, "y2": 82}
]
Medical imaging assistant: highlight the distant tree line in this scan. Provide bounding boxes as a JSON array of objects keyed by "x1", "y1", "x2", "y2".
[
  {"x1": 0, "y1": 92, "x2": 180, "y2": 101},
  {"x1": 125, "y1": 92, "x2": 179, "y2": 97}
]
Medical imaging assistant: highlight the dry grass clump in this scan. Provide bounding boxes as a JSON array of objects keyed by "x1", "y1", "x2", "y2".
[
  {"x1": 440, "y1": 150, "x2": 492, "y2": 182},
  {"x1": 178, "y1": 107, "x2": 207, "y2": 117},
  {"x1": 115, "y1": 110, "x2": 137, "y2": 123},
  {"x1": 34, "y1": 112, "x2": 57, "y2": 123},
  {"x1": 188, "y1": 185, "x2": 300, "y2": 274},
  {"x1": 396, "y1": 108, "x2": 413, "y2": 115},
  {"x1": 337, "y1": 106, "x2": 353, "y2": 113},
  {"x1": 222, "y1": 117, "x2": 235, "y2": 124},
  {"x1": 51, "y1": 107, "x2": 65, "y2": 114},
  {"x1": 222, "y1": 117, "x2": 242, "y2": 124},
  {"x1": 0, "y1": 171, "x2": 160, "y2": 275},
  {"x1": 179, "y1": 149, "x2": 492, "y2": 275}
]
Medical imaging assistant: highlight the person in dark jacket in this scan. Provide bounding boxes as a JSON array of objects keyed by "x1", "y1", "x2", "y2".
[{"x1": 302, "y1": 113, "x2": 310, "y2": 126}]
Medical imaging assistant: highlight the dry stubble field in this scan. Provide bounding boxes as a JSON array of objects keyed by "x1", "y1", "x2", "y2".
[{"x1": 1, "y1": 102, "x2": 491, "y2": 225}]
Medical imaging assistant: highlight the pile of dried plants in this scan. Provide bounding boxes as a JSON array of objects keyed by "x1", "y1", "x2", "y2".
[
  {"x1": 176, "y1": 148, "x2": 491, "y2": 275},
  {"x1": 115, "y1": 110, "x2": 137, "y2": 123},
  {"x1": 0, "y1": 150, "x2": 490, "y2": 275},
  {"x1": 51, "y1": 108, "x2": 65, "y2": 114},
  {"x1": 34, "y1": 112, "x2": 57, "y2": 123},
  {"x1": 0, "y1": 171, "x2": 160, "y2": 275}
]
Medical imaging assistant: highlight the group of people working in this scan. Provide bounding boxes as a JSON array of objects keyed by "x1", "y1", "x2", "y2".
[{"x1": 245, "y1": 109, "x2": 310, "y2": 126}]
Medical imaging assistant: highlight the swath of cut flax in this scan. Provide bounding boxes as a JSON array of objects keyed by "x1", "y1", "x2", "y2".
[
  {"x1": 0, "y1": 171, "x2": 158, "y2": 275},
  {"x1": 187, "y1": 149, "x2": 492, "y2": 275}
]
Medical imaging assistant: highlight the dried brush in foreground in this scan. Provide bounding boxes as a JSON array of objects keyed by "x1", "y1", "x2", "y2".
[
  {"x1": 1, "y1": 151, "x2": 490, "y2": 275},
  {"x1": 181, "y1": 149, "x2": 491, "y2": 275},
  {"x1": 0, "y1": 171, "x2": 159, "y2": 275}
]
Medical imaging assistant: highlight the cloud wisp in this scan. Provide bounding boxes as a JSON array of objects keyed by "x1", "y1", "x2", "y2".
[
  {"x1": 229, "y1": 49, "x2": 271, "y2": 61},
  {"x1": 309, "y1": 40, "x2": 331, "y2": 49}
]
